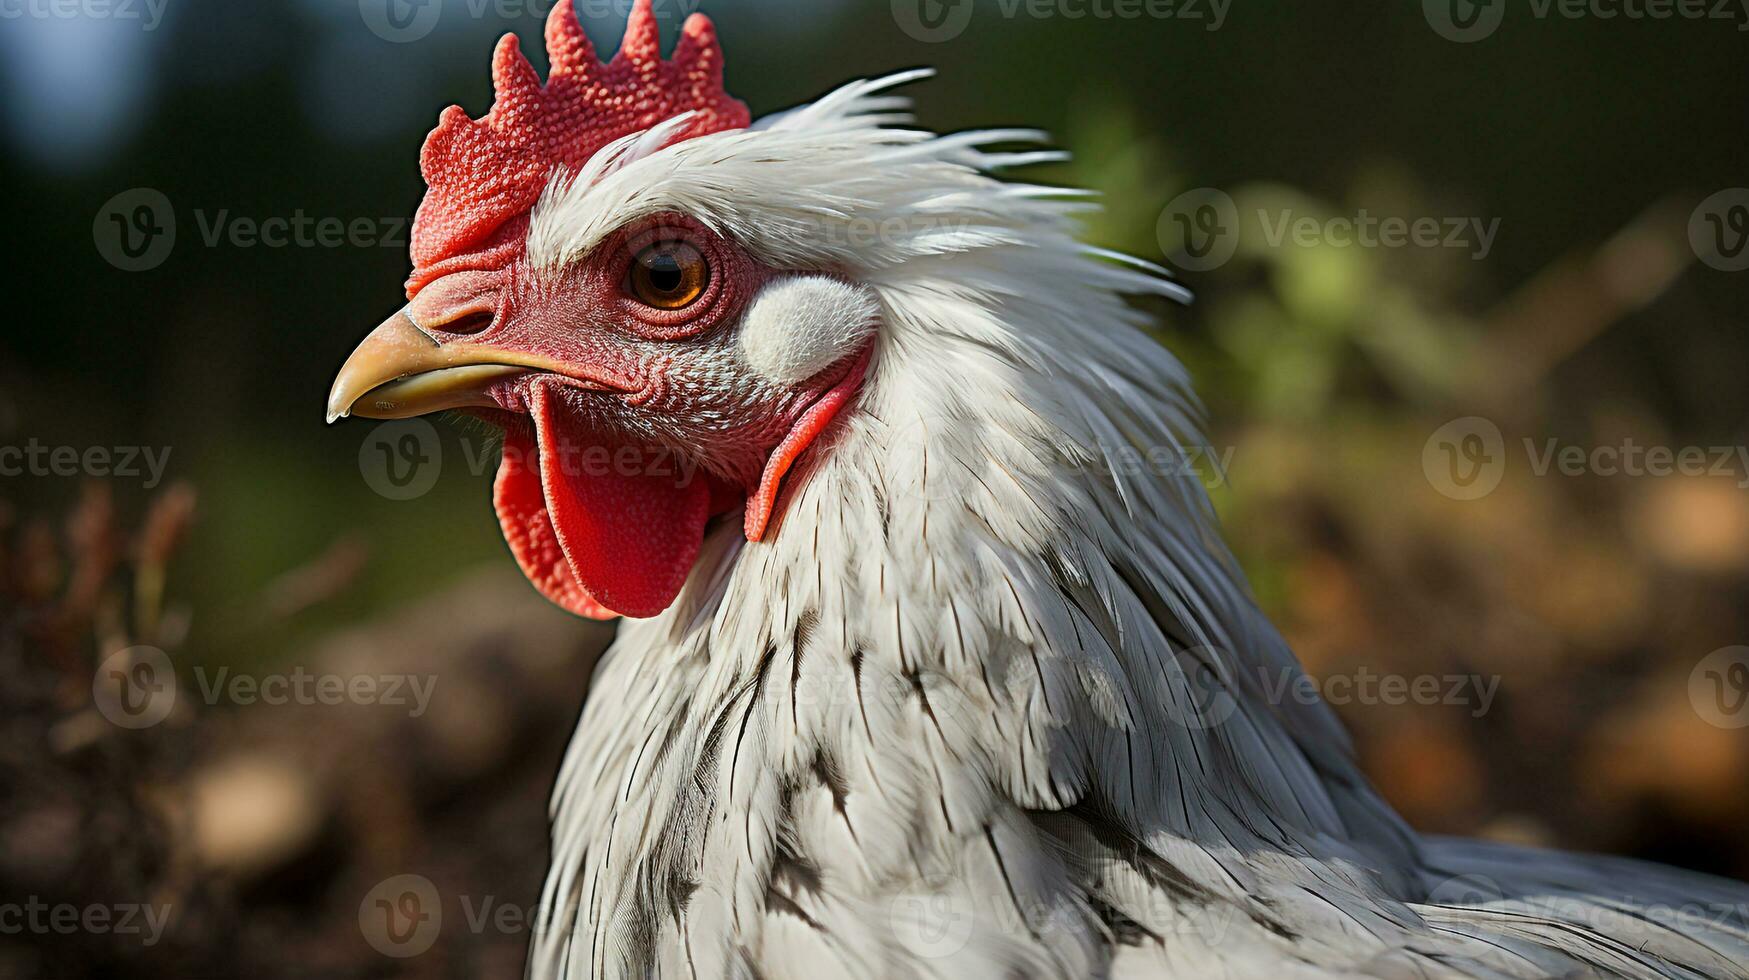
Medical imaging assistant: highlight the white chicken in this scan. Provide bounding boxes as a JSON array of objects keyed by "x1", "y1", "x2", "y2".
[{"x1": 327, "y1": 2, "x2": 1749, "y2": 976}]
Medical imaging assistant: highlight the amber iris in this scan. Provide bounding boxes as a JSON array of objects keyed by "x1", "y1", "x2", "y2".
[{"x1": 628, "y1": 240, "x2": 709, "y2": 310}]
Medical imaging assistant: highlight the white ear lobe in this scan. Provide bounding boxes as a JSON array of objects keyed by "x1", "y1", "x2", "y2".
[{"x1": 736, "y1": 275, "x2": 879, "y2": 385}]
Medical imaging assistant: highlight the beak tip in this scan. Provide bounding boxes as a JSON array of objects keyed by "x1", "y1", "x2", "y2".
[{"x1": 325, "y1": 389, "x2": 353, "y2": 425}]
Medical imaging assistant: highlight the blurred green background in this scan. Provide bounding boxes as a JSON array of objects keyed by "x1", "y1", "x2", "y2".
[{"x1": 2, "y1": 0, "x2": 1747, "y2": 976}]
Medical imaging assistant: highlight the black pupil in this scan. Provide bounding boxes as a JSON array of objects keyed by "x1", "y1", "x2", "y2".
[{"x1": 645, "y1": 249, "x2": 684, "y2": 293}]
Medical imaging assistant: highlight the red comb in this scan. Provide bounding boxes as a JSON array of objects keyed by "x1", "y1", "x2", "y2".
[{"x1": 407, "y1": 0, "x2": 749, "y2": 297}]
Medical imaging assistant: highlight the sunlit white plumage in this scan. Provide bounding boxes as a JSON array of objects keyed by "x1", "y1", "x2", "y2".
[{"x1": 524, "y1": 73, "x2": 1749, "y2": 980}]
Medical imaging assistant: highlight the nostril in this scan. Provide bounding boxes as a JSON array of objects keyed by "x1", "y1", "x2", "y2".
[{"x1": 441, "y1": 311, "x2": 495, "y2": 336}]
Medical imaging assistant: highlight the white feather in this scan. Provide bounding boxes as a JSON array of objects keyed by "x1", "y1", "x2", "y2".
[
  {"x1": 520, "y1": 73, "x2": 1749, "y2": 980},
  {"x1": 737, "y1": 276, "x2": 880, "y2": 385}
]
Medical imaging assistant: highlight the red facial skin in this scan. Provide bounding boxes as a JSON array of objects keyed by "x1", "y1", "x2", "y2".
[
  {"x1": 392, "y1": 0, "x2": 797, "y2": 620},
  {"x1": 408, "y1": 213, "x2": 871, "y2": 620}
]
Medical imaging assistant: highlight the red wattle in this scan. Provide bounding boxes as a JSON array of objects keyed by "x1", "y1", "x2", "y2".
[
  {"x1": 492, "y1": 352, "x2": 870, "y2": 618},
  {"x1": 744, "y1": 351, "x2": 870, "y2": 542},
  {"x1": 493, "y1": 427, "x2": 619, "y2": 620},
  {"x1": 532, "y1": 386, "x2": 710, "y2": 618}
]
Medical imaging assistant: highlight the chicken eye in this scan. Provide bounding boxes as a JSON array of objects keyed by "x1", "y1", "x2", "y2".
[{"x1": 627, "y1": 240, "x2": 709, "y2": 311}]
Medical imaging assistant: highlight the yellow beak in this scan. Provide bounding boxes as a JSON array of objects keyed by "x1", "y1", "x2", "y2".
[{"x1": 326, "y1": 308, "x2": 575, "y2": 423}]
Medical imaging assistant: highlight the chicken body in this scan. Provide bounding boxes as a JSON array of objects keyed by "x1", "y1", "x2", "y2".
[
  {"x1": 519, "y1": 78, "x2": 1749, "y2": 980},
  {"x1": 323, "y1": 4, "x2": 1749, "y2": 975}
]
